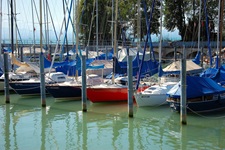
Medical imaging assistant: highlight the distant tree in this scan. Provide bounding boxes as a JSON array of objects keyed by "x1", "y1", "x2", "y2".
[
  {"x1": 164, "y1": 0, "x2": 219, "y2": 41},
  {"x1": 78, "y1": 0, "x2": 161, "y2": 45},
  {"x1": 164, "y1": 0, "x2": 188, "y2": 41}
]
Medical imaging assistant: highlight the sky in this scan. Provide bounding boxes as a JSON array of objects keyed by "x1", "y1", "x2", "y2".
[
  {"x1": 1, "y1": 0, "x2": 181, "y2": 44},
  {"x1": 1, "y1": 0, "x2": 75, "y2": 43}
]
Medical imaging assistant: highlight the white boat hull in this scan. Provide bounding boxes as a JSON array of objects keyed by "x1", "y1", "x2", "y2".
[
  {"x1": 134, "y1": 82, "x2": 177, "y2": 107},
  {"x1": 135, "y1": 93, "x2": 168, "y2": 107}
]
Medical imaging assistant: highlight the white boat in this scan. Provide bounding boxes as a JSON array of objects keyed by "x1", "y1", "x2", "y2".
[{"x1": 134, "y1": 82, "x2": 177, "y2": 107}]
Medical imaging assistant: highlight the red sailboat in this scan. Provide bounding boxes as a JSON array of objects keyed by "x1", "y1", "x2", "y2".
[
  {"x1": 87, "y1": 83, "x2": 149, "y2": 103},
  {"x1": 86, "y1": 0, "x2": 150, "y2": 103},
  {"x1": 87, "y1": 84, "x2": 128, "y2": 102}
]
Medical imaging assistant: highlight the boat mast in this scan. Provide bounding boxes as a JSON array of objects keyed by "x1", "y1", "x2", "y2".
[
  {"x1": 112, "y1": 0, "x2": 118, "y2": 84},
  {"x1": 216, "y1": 0, "x2": 221, "y2": 60},
  {"x1": 14, "y1": 0, "x2": 17, "y2": 57},
  {"x1": 137, "y1": 0, "x2": 141, "y2": 51},
  {"x1": 40, "y1": 0, "x2": 46, "y2": 107},
  {"x1": 197, "y1": 0, "x2": 201, "y2": 52},
  {"x1": 111, "y1": 0, "x2": 114, "y2": 48},
  {"x1": 158, "y1": 0, "x2": 162, "y2": 84},
  {"x1": 0, "y1": 0, "x2": 2, "y2": 53},
  {"x1": 96, "y1": 0, "x2": 98, "y2": 56},
  {"x1": 75, "y1": 0, "x2": 79, "y2": 80},
  {"x1": 11, "y1": 0, "x2": 14, "y2": 71},
  {"x1": 31, "y1": 0, "x2": 36, "y2": 56},
  {"x1": 219, "y1": 0, "x2": 224, "y2": 66}
]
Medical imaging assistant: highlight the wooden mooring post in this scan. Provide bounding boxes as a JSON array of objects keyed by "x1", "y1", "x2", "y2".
[
  {"x1": 81, "y1": 55, "x2": 87, "y2": 112},
  {"x1": 4, "y1": 53, "x2": 10, "y2": 103},
  {"x1": 180, "y1": 46, "x2": 187, "y2": 125},
  {"x1": 128, "y1": 55, "x2": 133, "y2": 117},
  {"x1": 40, "y1": 52, "x2": 46, "y2": 107}
]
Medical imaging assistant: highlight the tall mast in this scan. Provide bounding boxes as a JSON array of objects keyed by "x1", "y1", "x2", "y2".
[
  {"x1": 216, "y1": 0, "x2": 221, "y2": 56},
  {"x1": 96, "y1": 0, "x2": 98, "y2": 56},
  {"x1": 14, "y1": 0, "x2": 17, "y2": 57},
  {"x1": 158, "y1": 0, "x2": 162, "y2": 84},
  {"x1": 11, "y1": 0, "x2": 14, "y2": 70},
  {"x1": 40, "y1": 0, "x2": 42, "y2": 53},
  {"x1": 197, "y1": 0, "x2": 201, "y2": 52},
  {"x1": 219, "y1": 0, "x2": 224, "y2": 66},
  {"x1": 31, "y1": 0, "x2": 36, "y2": 55},
  {"x1": 159, "y1": 0, "x2": 162, "y2": 65},
  {"x1": 112, "y1": 0, "x2": 118, "y2": 83},
  {"x1": 75, "y1": 0, "x2": 79, "y2": 80},
  {"x1": 137, "y1": 0, "x2": 141, "y2": 50},
  {"x1": 111, "y1": 0, "x2": 114, "y2": 48},
  {"x1": 0, "y1": 0, "x2": 2, "y2": 52}
]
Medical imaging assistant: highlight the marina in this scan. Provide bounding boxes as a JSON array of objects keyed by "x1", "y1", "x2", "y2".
[
  {"x1": 1, "y1": 94, "x2": 225, "y2": 149},
  {"x1": 1, "y1": 0, "x2": 225, "y2": 149}
]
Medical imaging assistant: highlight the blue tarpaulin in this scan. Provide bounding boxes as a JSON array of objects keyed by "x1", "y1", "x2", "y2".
[{"x1": 167, "y1": 76, "x2": 225, "y2": 99}]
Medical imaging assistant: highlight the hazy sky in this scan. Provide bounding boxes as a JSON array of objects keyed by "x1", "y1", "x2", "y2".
[
  {"x1": 1, "y1": 0, "x2": 76, "y2": 43},
  {"x1": 1, "y1": 0, "x2": 181, "y2": 44}
]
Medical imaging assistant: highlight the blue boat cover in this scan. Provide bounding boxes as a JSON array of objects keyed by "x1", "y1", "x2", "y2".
[
  {"x1": 44, "y1": 56, "x2": 69, "y2": 68},
  {"x1": 114, "y1": 53, "x2": 159, "y2": 76},
  {"x1": 200, "y1": 65, "x2": 225, "y2": 85},
  {"x1": 49, "y1": 55, "x2": 103, "y2": 76},
  {"x1": 192, "y1": 51, "x2": 201, "y2": 65},
  {"x1": 167, "y1": 76, "x2": 225, "y2": 99},
  {"x1": 95, "y1": 48, "x2": 113, "y2": 60}
]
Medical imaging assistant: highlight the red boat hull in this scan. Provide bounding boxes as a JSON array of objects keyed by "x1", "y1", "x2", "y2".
[
  {"x1": 87, "y1": 87, "x2": 128, "y2": 102},
  {"x1": 87, "y1": 85, "x2": 149, "y2": 103}
]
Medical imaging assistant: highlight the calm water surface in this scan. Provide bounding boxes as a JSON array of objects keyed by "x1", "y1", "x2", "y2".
[{"x1": 0, "y1": 94, "x2": 225, "y2": 150}]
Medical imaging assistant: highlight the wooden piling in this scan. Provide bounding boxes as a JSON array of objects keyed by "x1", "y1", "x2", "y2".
[
  {"x1": 4, "y1": 53, "x2": 10, "y2": 103},
  {"x1": 81, "y1": 55, "x2": 87, "y2": 112},
  {"x1": 40, "y1": 53, "x2": 46, "y2": 107},
  {"x1": 180, "y1": 46, "x2": 187, "y2": 125},
  {"x1": 128, "y1": 55, "x2": 133, "y2": 117}
]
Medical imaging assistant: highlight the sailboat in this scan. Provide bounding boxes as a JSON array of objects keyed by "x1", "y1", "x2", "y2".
[
  {"x1": 166, "y1": 0, "x2": 225, "y2": 113},
  {"x1": 86, "y1": 0, "x2": 151, "y2": 103},
  {"x1": 166, "y1": 76, "x2": 225, "y2": 113},
  {"x1": 134, "y1": 0, "x2": 171, "y2": 107},
  {"x1": 87, "y1": 0, "x2": 127, "y2": 103}
]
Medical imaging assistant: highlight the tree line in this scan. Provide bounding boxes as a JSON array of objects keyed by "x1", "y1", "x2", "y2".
[{"x1": 77, "y1": 0, "x2": 222, "y2": 45}]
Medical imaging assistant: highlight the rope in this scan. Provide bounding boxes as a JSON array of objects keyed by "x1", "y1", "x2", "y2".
[{"x1": 187, "y1": 106, "x2": 225, "y2": 119}]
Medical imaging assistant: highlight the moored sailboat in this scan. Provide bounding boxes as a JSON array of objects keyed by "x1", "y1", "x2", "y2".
[
  {"x1": 9, "y1": 72, "x2": 68, "y2": 96},
  {"x1": 166, "y1": 76, "x2": 225, "y2": 113}
]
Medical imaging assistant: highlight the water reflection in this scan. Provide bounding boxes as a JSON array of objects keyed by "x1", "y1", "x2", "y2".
[{"x1": 1, "y1": 94, "x2": 225, "y2": 149}]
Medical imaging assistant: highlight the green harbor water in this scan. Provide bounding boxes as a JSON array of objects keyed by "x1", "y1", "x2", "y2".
[{"x1": 0, "y1": 94, "x2": 225, "y2": 150}]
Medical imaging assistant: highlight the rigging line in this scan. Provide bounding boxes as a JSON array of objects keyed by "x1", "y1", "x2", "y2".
[
  {"x1": 32, "y1": 0, "x2": 46, "y2": 43},
  {"x1": 31, "y1": 0, "x2": 36, "y2": 48},
  {"x1": 87, "y1": 0, "x2": 96, "y2": 47},
  {"x1": 216, "y1": 0, "x2": 221, "y2": 54},
  {"x1": 62, "y1": 0, "x2": 69, "y2": 55},
  {"x1": 142, "y1": 0, "x2": 156, "y2": 61},
  {"x1": 135, "y1": 0, "x2": 156, "y2": 91},
  {"x1": 7, "y1": 0, "x2": 10, "y2": 44},
  {"x1": 203, "y1": 0, "x2": 212, "y2": 67},
  {"x1": 197, "y1": 0, "x2": 202, "y2": 52},
  {"x1": 187, "y1": 106, "x2": 225, "y2": 119},
  {"x1": 60, "y1": 0, "x2": 74, "y2": 60},
  {"x1": 48, "y1": 17, "x2": 66, "y2": 75},
  {"x1": 13, "y1": 0, "x2": 29, "y2": 39},
  {"x1": 6, "y1": 0, "x2": 24, "y2": 47},
  {"x1": 64, "y1": 0, "x2": 76, "y2": 36},
  {"x1": 46, "y1": 0, "x2": 58, "y2": 41},
  {"x1": 117, "y1": 6, "x2": 128, "y2": 48},
  {"x1": 43, "y1": 0, "x2": 48, "y2": 48}
]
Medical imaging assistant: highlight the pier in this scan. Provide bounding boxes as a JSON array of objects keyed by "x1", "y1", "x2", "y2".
[{"x1": 2, "y1": 40, "x2": 225, "y2": 60}]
